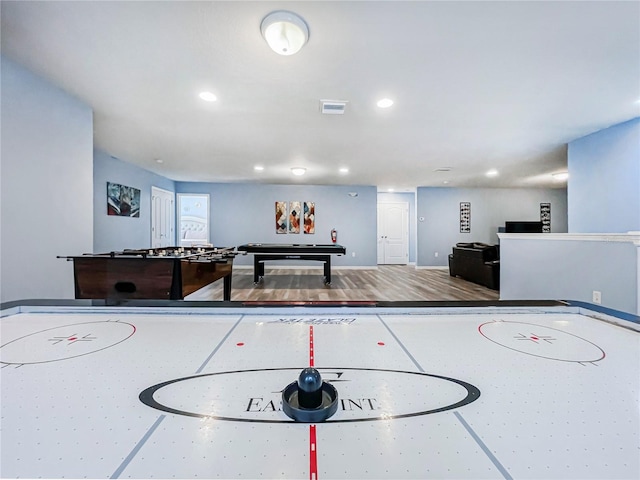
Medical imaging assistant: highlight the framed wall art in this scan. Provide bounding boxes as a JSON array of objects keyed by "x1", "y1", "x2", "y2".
[
  {"x1": 107, "y1": 182, "x2": 140, "y2": 217},
  {"x1": 460, "y1": 202, "x2": 471, "y2": 233},
  {"x1": 289, "y1": 201, "x2": 301, "y2": 234},
  {"x1": 303, "y1": 201, "x2": 315, "y2": 234},
  {"x1": 540, "y1": 203, "x2": 551, "y2": 233},
  {"x1": 275, "y1": 201, "x2": 287, "y2": 234}
]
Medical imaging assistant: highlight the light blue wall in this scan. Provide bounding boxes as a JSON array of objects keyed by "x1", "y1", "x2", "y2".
[
  {"x1": 377, "y1": 192, "x2": 417, "y2": 264},
  {"x1": 175, "y1": 182, "x2": 378, "y2": 267},
  {"x1": 94, "y1": 150, "x2": 175, "y2": 252},
  {"x1": 416, "y1": 187, "x2": 568, "y2": 266},
  {"x1": 500, "y1": 236, "x2": 638, "y2": 315},
  {"x1": 1, "y1": 56, "x2": 94, "y2": 302},
  {"x1": 568, "y1": 117, "x2": 640, "y2": 233}
]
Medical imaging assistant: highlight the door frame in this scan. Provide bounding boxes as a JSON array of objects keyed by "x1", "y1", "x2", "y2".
[
  {"x1": 151, "y1": 186, "x2": 175, "y2": 248},
  {"x1": 377, "y1": 201, "x2": 409, "y2": 265}
]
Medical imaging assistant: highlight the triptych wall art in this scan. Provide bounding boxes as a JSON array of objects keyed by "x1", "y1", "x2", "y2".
[{"x1": 275, "y1": 201, "x2": 315, "y2": 234}]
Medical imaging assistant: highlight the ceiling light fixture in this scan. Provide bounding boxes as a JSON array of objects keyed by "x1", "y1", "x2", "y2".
[
  {"x1": 261, "y1": 11, "x2": 309, "y2": 56},
  {"x1": 291, "y1": 167, "x2": 306, "y2": 176},
  {"x1": 254, "y1": 165, "x2": 264, "y2": 171},
  {"x1": 339, "y1": 167, "x2": 349, "y2": 174},
  {"x1": 552, "y1": 172, "x2": 569, "y2": 181},
  {"x1": 486, "y1": 169, "x2": 499, "y2": 177},
  {"x1": 199, "y1": 91, "x2": 217, "y2": 102},
  {"x1": 377, "y1": 98, "x2": 394, "y2": 108}
]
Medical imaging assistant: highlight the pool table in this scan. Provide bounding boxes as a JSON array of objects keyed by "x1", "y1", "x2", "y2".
[{"x1": 236, "y1": 243, "x2": 346, "y2": 284}]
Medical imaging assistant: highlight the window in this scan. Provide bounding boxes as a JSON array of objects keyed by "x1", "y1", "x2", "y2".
[{"x1": 177, "y1": 194, "x2": 210, "y2": 247}]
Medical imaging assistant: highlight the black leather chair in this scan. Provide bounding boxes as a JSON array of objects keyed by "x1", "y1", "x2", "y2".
[{"x1": 448, "y1": 243, "x2": 500, "y2": 290}]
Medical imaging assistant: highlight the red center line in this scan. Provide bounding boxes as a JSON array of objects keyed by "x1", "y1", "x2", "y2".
[
  {"x1": 309, "y1": 325, "x2": 314, "y2": 367},
  {"x1": 308, "y1": 325, "x2": 318, "y2": 479},
  {"x1": 309, "y1": 424, "x2": 318, "y2": 480}
]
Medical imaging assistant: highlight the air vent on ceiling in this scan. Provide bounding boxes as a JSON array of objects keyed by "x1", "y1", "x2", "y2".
[{"x1": 320, "y1": 100, "x2": 348, "y2": 115}]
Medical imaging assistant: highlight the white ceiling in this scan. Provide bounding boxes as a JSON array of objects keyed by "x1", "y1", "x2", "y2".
[{"x1": 2, "y1": 1, "x2": 639, "y2": 190}]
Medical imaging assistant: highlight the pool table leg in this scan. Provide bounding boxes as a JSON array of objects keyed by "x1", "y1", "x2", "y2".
[
  {"x1": 223, "y1": 274, "x2": 232, "y2": 301},
  {"x1": 254, "y1": 256, "x2": 264, "y2": 284},
  {"x1": 324, "y1": 256, "x2": 331, "y2": 284}
]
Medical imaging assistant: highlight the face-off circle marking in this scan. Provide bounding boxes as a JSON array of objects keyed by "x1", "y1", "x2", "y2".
[
  {"x1": 478, "y1": 320, "x2": 605, "y2": 363},
  {"x1": 139, "y1": 367, "x2": 480, "y2": 423},
  {"x1": 0, "y1": 321, "x2": 136, "y2": 365}
]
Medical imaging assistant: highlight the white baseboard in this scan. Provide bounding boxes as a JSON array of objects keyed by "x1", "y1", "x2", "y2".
[{"x1": 414, "y1": 266, "x2": 449, "y2": 270}]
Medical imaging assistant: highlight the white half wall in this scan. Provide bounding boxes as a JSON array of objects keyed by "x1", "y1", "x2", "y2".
[
  {"x1": 1, "y1": 57, "x2": 93, "y2": 302},
  {"x1": 499, "y1": 233, "x2": 640, "y2": 315}
]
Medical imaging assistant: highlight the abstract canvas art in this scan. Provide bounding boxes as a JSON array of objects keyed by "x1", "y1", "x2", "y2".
[
  {"x1": 289, "y1": 201, "x2": 301, "y2": 234},
  {"x1": 107, "y1": 182, "x2": 140, "y2": 217},
  {"x1": 275, "y1": 201, "x2": 287, "y2": 234},
  {"x1": 304, "y1": 201, "x2": 315, "y2": 234}
]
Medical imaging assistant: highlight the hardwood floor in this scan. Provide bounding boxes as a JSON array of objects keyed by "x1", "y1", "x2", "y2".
[{"x1": 186, "y1": 265, "x2": 500, "y2": 302}]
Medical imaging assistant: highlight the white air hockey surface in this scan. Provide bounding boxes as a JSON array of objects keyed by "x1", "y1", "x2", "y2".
[{"x1": 1, "y1": 302, "x2": 639, "y2": 479}]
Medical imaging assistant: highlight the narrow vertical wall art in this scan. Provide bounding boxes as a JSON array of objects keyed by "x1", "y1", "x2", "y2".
[
  {"x1": 275, "y1": 201, "x2": 287, "y2": 234},
  {"x1": 460, "y1": 202, "x2": 471, "y2": 233},
  {"x1": 304, "y1": 201, "x2": 315, "y2": 234},
  {"x1": 289, "y1": 201, "x2": 301, "y2": 234},
  {"x1": 540, "y1": 203, "x2": 551, "y2": 232}
]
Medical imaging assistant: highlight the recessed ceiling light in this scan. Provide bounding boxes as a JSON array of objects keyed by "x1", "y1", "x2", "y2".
[
  {"x1": 291, "y1": 167, "x2": 306, "y2": 176},
  {"x1": 388, "y1": 188, "x2": 395, "y2": 192},
  {"x1": 443, "y1": 180, "x2": 450, "y2": 185},
  {"x1": 254, "y1": 165, "x2": 264, "y2": 171},
  {"x1": 339, "y1": 167, "x2": 349, "y2": 174},
  {"x1": 377, "y1": 98, "x2": 394, "y2": 108},
  {"x1": 199, "y1": 91, "x2": 217, "y2": 102},
  {"x1": 155, "y1": 158, "x2": 163, "y2": 164},
  {"x1": 552, "y1": 172, "x2": 569, "y2": 181},
  {"x1": 486, "y1": 169, "x2": 499, "y2": 177}
]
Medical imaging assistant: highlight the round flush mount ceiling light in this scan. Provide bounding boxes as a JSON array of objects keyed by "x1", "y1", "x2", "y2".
[
  {"x1": 254, "y1": 165, "x2": 264, "y2": 171},
  {"x1": 339, "y1": 167, "x2": 349, "y2": 174},
  {"x1": 552, "y1": 172, "x2": 569, "y2": 181},
  {"x1": 291, "y1": 167, "x2": 307, "y2": 176},
  {"x1": 377, "y1": 98, "x2": 394, "y2": 108},
  {"x1": 486, "y1": 169, "x2": 499, "y2": 177},
  {"x1": 199, "y1": 91, "x2": 217, "y2": 102},
  {"x1": 261, "y1": 11, "x2": 309, "y2": 56}
]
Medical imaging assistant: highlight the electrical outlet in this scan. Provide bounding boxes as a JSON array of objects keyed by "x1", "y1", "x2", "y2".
[
  {"x1": 351, "y1": 252, "x2": 356, "y2": 257},
  {"x1": 434, "y1": 252, "x2": 439, "y2": 257},
  {"x1": 592, "y1": 290, "x2": 602, "y2": 304}
]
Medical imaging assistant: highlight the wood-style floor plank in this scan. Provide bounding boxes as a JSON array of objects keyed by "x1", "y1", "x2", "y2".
[{"x1": 186, "y1": 265, "x2": 500, "y2": 302}]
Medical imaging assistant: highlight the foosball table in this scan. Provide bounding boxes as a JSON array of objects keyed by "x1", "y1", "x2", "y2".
[{"x1": 59, "y1": 246, "x2": 238, "y2": 301}]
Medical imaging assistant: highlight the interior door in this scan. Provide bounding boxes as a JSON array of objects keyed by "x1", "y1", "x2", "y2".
[
  {"x1": 377, "y1": 202, "x2": 409, "y2": 264},
  {"x1": 151, "y1": 187, "x2": 175, "y2": 248}
]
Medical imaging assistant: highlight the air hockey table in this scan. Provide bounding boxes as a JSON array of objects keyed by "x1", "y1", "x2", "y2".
[{"x1": 1, "y1": 299, "x2": 638, "y2": 479}]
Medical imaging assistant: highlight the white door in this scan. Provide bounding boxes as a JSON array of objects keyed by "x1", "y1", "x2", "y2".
[
  {"x1": 151, "y1": 187, "x2": 175, "y2": 248},
  {"x1": 377, "y1": 202, "x2": 409, "y2": 264}
]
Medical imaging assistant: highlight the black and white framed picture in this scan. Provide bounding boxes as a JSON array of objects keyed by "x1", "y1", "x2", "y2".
[
  {"x1": 540, "y1": 203, "x2": 551, "y2": 233},
  {"x1": 460, "y1": 202, "x2": 471, "y2": 233}
]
